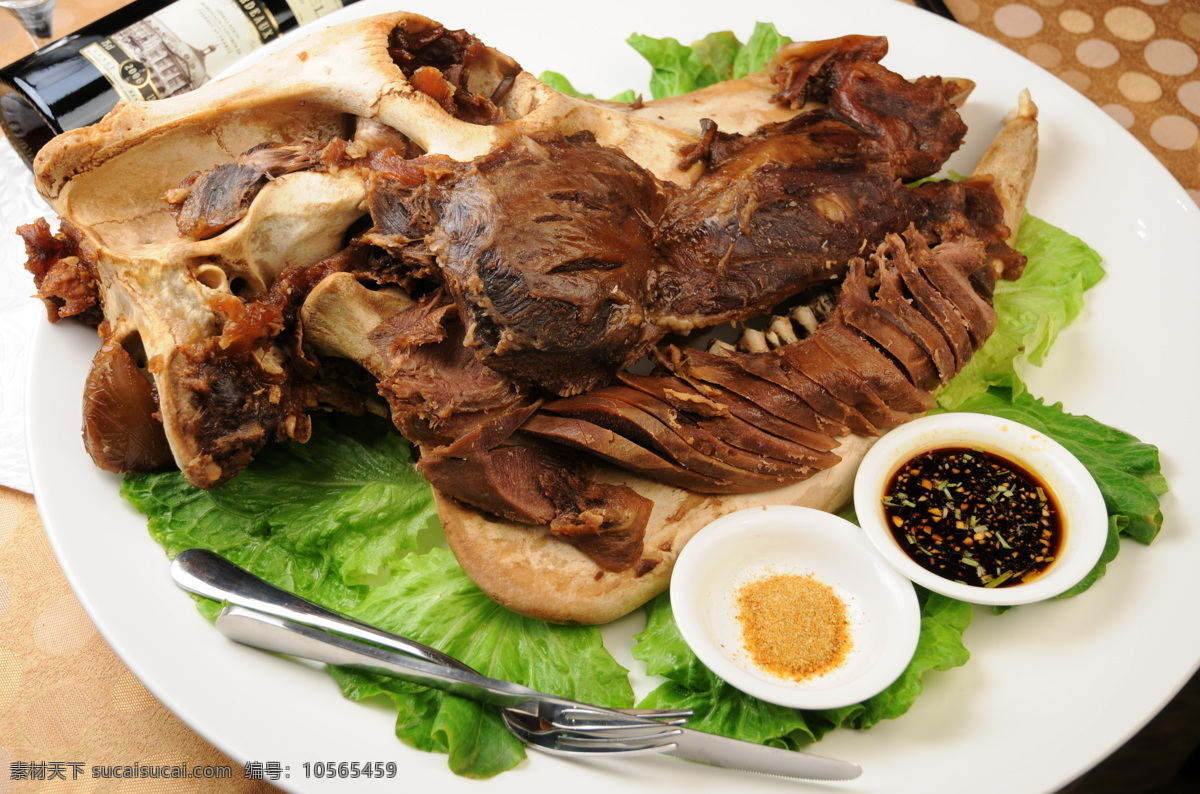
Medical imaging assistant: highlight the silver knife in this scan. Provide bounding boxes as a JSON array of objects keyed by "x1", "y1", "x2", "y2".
[
  {"x1": 175, "y1": 549, "x2": 860, "y2": 780},
  {"x1": 214, "y1": 605, "x2": 860, "y2": 781}
]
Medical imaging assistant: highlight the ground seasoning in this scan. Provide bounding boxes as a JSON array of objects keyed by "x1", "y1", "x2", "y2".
[
  {"x1": 735, "y1": 572, "x2": 852, "y2": 682},
  {"x1": 883, "y1": 446, "x2": 1063, "y2": 588}
]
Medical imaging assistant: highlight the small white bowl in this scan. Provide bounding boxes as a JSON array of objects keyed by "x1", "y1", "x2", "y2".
[
  {"x1": 670, "y1": 505, "x2": 920, "y2": 709},
  {"x1": 853, "y1": 412, "x2": 1108, "y2": 606}
]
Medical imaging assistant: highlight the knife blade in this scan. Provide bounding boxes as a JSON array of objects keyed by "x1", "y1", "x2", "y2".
[{"x1": 661, "y1": 726, "x2": 860, "y2": 781}]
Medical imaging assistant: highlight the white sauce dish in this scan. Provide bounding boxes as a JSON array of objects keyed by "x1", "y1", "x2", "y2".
[
  {"x1": 853, "y1": 412, "x2": 1108, "y2": 606},
  {"x1": 670, "y1": 505, "x2": 920, "y2": 709}
]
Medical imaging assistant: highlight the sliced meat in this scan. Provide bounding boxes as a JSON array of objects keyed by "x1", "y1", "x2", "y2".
[
  {"x1": 732, "y1": 351, "x2": 873, "y2": 436},
  {"x1": 837, "y1": 256, "x2": 940, "y2": 390},
  {"x1": 872, "y1": 236, "x2": 958, "y2": 383},
  {"x1": 541, "y1": 392, "x2": 803, "y2": 490},
  {"x1": 893, "y1": 238, "x2": 974, "y2": 371},
  {"x1": 665, "y1": 348, "x2": 843, "y2": 436},
  {"x1": 772, "y1": 340, "x2": 911, "y2": 431},
  {"x1": 599, "y1": 386, "x2": 817, "y2": 479},
  {"x1": 616, "y1": 373, "x2": 842, "y2": 468},
  {"x1": 624, "y1": 371, "x2": 841, "y2": 453},
  {"x1": 922, "y1": 240, "x2": 998, "y2": 347},
  {"x1": 813, "y1": 323, "x2": 935, "y2": 415},
  {"x1": 521, "y1": 414, "x2": 744, "y2": 494},
  {"x1": 419, "y1": 437, "x2": 652, "y2": 572},
  {"x1": 418, "y1": 443, "x2": 557, "y2": 524}
]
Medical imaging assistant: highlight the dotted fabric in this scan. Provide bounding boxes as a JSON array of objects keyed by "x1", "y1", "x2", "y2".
[
  {"x1": 946, "y1": 0, "x2": 1200, "y2": 206},
  {"x1": 1, "y1": 1, "x2": 1197, "y2": 791}
]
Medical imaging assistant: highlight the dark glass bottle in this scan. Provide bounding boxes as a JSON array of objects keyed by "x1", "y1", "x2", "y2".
[{"x1": 0, "y1": 0, "x2": 360, "y2": 167}]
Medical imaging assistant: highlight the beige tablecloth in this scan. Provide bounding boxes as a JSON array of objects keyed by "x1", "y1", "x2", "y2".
[{"x1": 1, "y1": 1, "x2": 1197, "y2": 791}]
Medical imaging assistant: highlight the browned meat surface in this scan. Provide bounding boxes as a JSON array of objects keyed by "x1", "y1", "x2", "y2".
[
  {"x1": 542, "y1": 390, "x2": 808, "y2": 488},
  {"x1": 169, "y1": 140, "x2": 337, "y2": 239},
  {"x1": 773, "y1": 340, "x2": 910, "y2": 430},
  {"x1": 616, "y1": 373, "x2": 842, "y2": 467},
  {"x1": 651, "y1": 115, "x2": 923, "y2": 331},
  {"x1": 600, "y1": 385, "x2": 815, "y2": 477},
  {"x1": 418, "y1": 427, "x2": 653, "y2": 572},
  {"x1": 812, "y1": 323, "x2": 936, "y2": 415},
  {"x1": 770, "y1": 36, "x2": 966, "y2": 181},
  {"x1": 387, "y1": 22, "x2": 520, "y2": 125},
  {"x1": 665, "y1": 348, "x2": 841, "y2": 436},
  {"x1": 83, "y1": 338, "x2": 173, "y2": 473},
  {"x1": 18, "y1": 218, "x2": 102, "y2": 325},
  {"x1": 27, "y1": 26, "x2": 1032, "y2": 574},
  {"x1": 366, "y1": 293, "x2": 528, "y2": 446},
  {"x1": 734, "y1": 350, "x2": 879, "y2": 436},
  {"x1": 414, "y1": 132, "x2": 670, "y2": 395},
  {"x1": 521, "y1": 414, "x2": 737, "y2": 493}
]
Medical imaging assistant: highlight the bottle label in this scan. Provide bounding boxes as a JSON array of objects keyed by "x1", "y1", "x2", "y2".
[{"x1": 79, "y1": 0, "x2": 344, "y2": 103}]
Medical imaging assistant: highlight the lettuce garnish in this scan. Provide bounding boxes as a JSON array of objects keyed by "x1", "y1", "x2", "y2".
[
  {"x1": 540, "y1": 22, "x2": 791, "y2": 101},
  {"x1": 124, "y1": 417, "x2": 632, "y2": 778},
  {"x1": 936, "y1": 215, "x2": 1105, "y2": 408},
  {"x1": 121, "y1": 25, "x2": 1167, "y2": 779}
]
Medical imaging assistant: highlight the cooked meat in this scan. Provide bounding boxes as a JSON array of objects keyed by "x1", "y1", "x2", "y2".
[
  {"x1": 543, "y1": 389, "x2": 811, "y2": 485},
  {"x1": 521, "y1": 414, "x2": 738, "y2": 493},
  {"x1": 409, "y1": 132, "x2": 670, "y2": 395},
  {"x1": 83, "y1": 337, "x2": 173, "y2": 473},
  {"x1": 651, "y1": 115, "x2": 923, "y2": 331},
  {"x1": 616, "y1": 373, "x2": 842, "y2": 467},
  {"x1": 387, "y1": 22, "x2": 520, "y2": 125},
  {"x1": 770, "y1": 35, "x2": 967, "y2": 181},
  {"x1": 367, "y1": 293, "x2": 528, "y2": 446},
  {"x1": 664, "y1": 347, "x2": 842, "y2": 436},
  {"x1": 836, "y1": 254, "x2": 942, "y2": 390},
  {"x1": 812, "y1": 323, "x2": 936, "y2": 415},
  {"x1": 772, "y1": 340, "x2": 912, "y2": 431},
  {"x1": 169, "y1": 140, "x2": 335, "y2": 239},
  {"x1": 18, "y1": 218, "x2": 102, "y2": 326},
  {"x1": 871, "y1": 240, "x2": 959, "y2": 382}
]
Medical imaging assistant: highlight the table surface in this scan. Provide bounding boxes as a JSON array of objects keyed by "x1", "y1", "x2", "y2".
[{"x1": 1, "y1": 1, "x2": 1198, "y2": 791}]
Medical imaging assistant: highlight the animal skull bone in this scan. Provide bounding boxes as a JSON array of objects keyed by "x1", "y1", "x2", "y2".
[{"x1": 31, "y1": 11, "x2": 835, "y2": 487}]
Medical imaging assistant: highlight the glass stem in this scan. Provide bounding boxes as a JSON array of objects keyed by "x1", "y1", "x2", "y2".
[{"x1": 3, "y1": 0, "x2": 57, "y2": 49}]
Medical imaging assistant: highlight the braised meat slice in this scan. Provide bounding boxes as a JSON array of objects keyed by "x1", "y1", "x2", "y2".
[{"x1": 616, "y1": 373, "x2": 842, "y2": 467}]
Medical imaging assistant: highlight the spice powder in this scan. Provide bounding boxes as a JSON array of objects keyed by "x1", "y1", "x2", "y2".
[{"x1": 735, "y1": 572, "x2": 852, "y2": 682}]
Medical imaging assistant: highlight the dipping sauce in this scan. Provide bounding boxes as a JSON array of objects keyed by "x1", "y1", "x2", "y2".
[
  {"x1": 882, "y1": 447, "x2": 1063, "y2": 588},
  {"x1": 735, "y1": 572, "x2": 852, "y2": 682}
]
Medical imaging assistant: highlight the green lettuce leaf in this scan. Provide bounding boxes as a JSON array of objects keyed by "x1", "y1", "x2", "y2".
[
  {"x1": 329, "y1": 548, "x2": 634, "y2": 778},
  {"x1": 732, "y1": 22, "x2": 793, "y2": 78},
  {"x1": 624, "y1": 24, "x2": 789, "y2": 100},
  {"x1": 121, "y1": 414, "x2": 438, "y2": 616},
  {"x1": 937, "y1": 215, "x2": 1105, "y2": 408},
  {"x1": 633, "y1": 588, "x2": 973, "y2": 741},
  {"x1": 123, "y1": 414, "x2": 632, "y2": 778},
  {"x1": 626, "y1": 34, "x2": 706, "y2": 99},
  {"x1": 537, "y1": 70, "x2": 638, "y2": 103}
]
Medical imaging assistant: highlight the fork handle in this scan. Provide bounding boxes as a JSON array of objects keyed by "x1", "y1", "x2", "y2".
[
  {"x1": 216, "y1": 605, "x2": 578, "y2": 714},
  {"x1": 172, "y1": 549, "x2": 465, "y2": 668}
]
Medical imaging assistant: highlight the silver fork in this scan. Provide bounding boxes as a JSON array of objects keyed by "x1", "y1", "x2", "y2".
[{"x1": 171, "y1": 549, "x2": 689, "y2": 752}]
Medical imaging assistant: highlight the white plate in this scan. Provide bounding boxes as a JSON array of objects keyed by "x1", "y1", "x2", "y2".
[{"x1": 25, "y1": 1, "x2": 1200, "y2": 793}]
